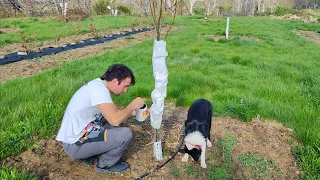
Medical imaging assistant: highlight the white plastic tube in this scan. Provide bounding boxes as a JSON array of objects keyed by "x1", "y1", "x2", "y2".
[
  {"x1": 150, "y1": 40, "x2": 168, "y2": 130},
  {"x1": 226, "y1": 17, "x2": 230, "y2": 39},
  {"x1": 153, "y1": 140, "x2": 163, "y2": 161}
]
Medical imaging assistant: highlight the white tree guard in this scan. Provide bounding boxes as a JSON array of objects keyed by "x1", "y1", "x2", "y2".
[
  {"x1": 226, "y1": 17, "x2": 230, "y2": 39},
  {"x1": 150, "y1": 40, "x2": 168, "y2": 129}
]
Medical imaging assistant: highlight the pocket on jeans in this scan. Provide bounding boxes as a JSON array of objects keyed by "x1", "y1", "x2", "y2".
[{"x1": 62, "y1": 142, "x2": 70, "y2": 150}]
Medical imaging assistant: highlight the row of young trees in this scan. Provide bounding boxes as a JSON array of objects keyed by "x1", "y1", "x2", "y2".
[{"x1": 0, "y1": 0, "x2": 319, "y2": 18}]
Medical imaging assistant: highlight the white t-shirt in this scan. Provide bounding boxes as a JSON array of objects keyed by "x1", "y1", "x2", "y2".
[{"x1": 56, "y1": 78, "x2": 113, "y2": 143}]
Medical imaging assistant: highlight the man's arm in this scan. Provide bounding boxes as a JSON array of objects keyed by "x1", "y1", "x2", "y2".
[{"x1": 98, "y1": 97, "x2": 145, "y2": 126}]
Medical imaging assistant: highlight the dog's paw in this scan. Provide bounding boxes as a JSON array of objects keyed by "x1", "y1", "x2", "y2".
[
  {"x1": 207, "y1": 139, "x2": 212, "y2": 147},
  {"x1": 182, "y1": 154, "x2": 189, "y2": 162},
  {"x1": 201, "y1": 162, "x2": 207, "y2": 168}
]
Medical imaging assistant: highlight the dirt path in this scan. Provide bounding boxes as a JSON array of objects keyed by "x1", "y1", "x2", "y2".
[{"x1": 2, "y1": 104, "x2": 300, "y2": 179}]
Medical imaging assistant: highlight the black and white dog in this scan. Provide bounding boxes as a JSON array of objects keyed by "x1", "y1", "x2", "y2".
[{"x1": 179, "y1": 98, "x2": 212, "y2": 168}]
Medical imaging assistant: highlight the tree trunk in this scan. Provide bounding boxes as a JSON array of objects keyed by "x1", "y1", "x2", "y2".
[
  {"x1": 144, "y1": 0, "x2": 149, "y2": 16},
  {"x1": 189, "y1": 0, "x2": 196, "y2": 15},
  {"x1": 236, "y1": 0, "x2": 242, "y2": 14},
  {"x1": 53, "y1": 0, "x2": 60, "y2": 15},
  {"x1": 257, "y1": 0, "x2": 261, "y2": 13}
]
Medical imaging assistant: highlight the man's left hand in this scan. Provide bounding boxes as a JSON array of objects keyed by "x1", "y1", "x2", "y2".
[{"x1": 143, "y1": 109, "x2": 150, "y2": 120}]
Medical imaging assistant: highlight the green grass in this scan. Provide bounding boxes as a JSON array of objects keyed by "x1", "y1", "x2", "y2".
[
  {"x1": 238, "y1": 154, "x2": 279, "y2": 179},
  {"x1": 0, "y1": 15, "x2": 149, "y2": 48},
  {"x1": 169, "y1": 163, "x2": 182, "y2": 178},
  {"x1": 293, "y1": 143, "x2": 320, "y2": 179},
  {"x1": 0, "y1": 166, "x2": 36, "y2": 180},
  {"x1": 208, "y1": 133, "x2": 237, "y2": 179},
  {"x1": 208, "y1": 167, "x2": 228, "y2": 180},
  {"x1": 185, "y1": 166, "x2": 196, "y2": 175},
  {"x1": 0, "y1": 15, "x2": 320, "y2": 179}
]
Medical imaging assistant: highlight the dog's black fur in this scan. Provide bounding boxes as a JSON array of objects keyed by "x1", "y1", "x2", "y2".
[{"x1": 179, "y1": 98, "x2": 212, "y2": 163}]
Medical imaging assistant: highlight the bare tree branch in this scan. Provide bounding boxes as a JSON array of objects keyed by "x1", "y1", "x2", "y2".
[{"x1": 165, "y1": 0, "x2": 178, "y2": 40}]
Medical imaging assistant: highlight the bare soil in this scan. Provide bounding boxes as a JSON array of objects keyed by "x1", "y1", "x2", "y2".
[
  {"x1": 269, "y1": 14, "x2": 318, "y2": 23},
  {"x1": 198, "y1": 34, "x2": 262, "y2": 42},
  {"x1": 2, "y1": 103, "x2": 300, "y2": 180},
  {"x1": 293, "y1": 30, "x2": 320, "y2": 45},
  {"x1": 0, "y1": 27, "x2": 21, "y2": 33},
  {"x1": 200, "y1": 30, "x2": 320, "y2": 47}
]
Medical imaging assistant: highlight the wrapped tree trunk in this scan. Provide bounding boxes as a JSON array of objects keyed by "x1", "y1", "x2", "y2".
[
  {"x1": 149, "y1": 0, "x2": 177, "y2": 161},
  {"x1": 150, "y1": 40, "x2": 168, "y2": 130}
]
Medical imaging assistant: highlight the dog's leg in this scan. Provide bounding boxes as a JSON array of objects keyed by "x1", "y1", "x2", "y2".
[
  {"x1": 207, "y1": 138, "x2": 212, "y2": 147},
  {"x1": 182, "y1": 153, "x2": 189, "y2": 162},
  {"x1": 200, "y1": 144, "x2": 207, "y2": 168}
]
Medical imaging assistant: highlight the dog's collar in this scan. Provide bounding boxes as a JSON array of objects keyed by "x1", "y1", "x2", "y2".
[{"x1": 186, "y1": 142, "x2": 202, "y2": 149}]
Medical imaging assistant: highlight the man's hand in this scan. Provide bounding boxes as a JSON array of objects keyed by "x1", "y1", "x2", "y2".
[
  {"x1": 132, "y1": 108, "x2": 149, "y2": 119},
  {"x1": 131, "y1": 97, "x2": 145, "y2": 110},
  {"x1": 143, "y1": 109, "x2": 150, "y2": 119},
  {"x1": 131, "y1": 110, "x2": 136, "y2": 116}
]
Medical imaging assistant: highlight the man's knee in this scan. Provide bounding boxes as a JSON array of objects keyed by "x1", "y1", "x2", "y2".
[{"x1": 121, "y1": 127, "x2": 133, "y2": 143}]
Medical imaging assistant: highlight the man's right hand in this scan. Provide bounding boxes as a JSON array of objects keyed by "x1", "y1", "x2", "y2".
[{"x1": 131, "y1": 97, "x2": 145, "y2": 110}]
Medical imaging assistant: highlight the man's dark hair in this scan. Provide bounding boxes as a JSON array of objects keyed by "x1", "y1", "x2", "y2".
[{"x1": 100, "y1": 64, "x2": 135, "y2": 85}]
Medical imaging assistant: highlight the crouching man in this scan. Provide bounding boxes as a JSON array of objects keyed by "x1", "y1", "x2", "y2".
[{"x1": 56, "y1": 64, "x2": 149, "y2": 173}]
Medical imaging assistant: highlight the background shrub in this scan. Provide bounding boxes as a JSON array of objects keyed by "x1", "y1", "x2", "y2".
[
  {"x1": 274, "y1": 6, "x2": 297, "y2": 16},
  {"x1": 66, "y1": 8, "x2": 90, "y2": 21},
  {"x1": 118, "y1": 5, "x2": 131, "y2": 15},
  {"x1": 93, "y1": 0, "x2": 110, "y2": 15},
  {"x1": 194, "y1": 7, "x2": 206, "y2": 15}
]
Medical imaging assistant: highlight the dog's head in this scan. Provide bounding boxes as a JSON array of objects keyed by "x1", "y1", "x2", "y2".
[{"x1": 179, "y1": 143, "x2": 202, "y2": 161}]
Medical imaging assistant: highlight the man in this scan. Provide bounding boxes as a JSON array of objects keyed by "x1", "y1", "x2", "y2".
[{"x1": 56, "y1": 64, "x2": 148, "y2": 173}]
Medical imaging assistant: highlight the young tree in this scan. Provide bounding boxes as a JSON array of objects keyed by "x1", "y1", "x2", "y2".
[{"x1": 149, "y1": 0, "x2": 178, "y2": 161}]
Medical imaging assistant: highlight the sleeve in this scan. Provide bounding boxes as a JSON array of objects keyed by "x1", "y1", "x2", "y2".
[{"x1": 90, "y1": 83, "x2": 113, "y2": 106}]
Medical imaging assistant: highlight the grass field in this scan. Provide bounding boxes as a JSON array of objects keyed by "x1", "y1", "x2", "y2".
[
  {"x1": 0, "y1": 15, "x2": 149, "y2": 48},
  {"x1": 0, "y1": 15, "x2": 320, "y2": 179}
]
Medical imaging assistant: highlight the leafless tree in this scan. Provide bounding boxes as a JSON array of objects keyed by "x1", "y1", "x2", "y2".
[
  {"x1": 205, "y1": 0, "x2": 220, "y2": 15},
  {"x1": 188, "y1": 0, "x2": 196, "y2": 15},
  {"x1": 53, "y1": 0, "x2": 61, "y2": 15}
]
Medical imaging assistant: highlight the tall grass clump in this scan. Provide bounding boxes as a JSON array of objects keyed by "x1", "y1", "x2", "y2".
[
  {"x1": 226, "y1": 97, "x2": 260, "y2": 122},
  {"x1": 293, "y1": 140, "x2": 320, "y2": 179},
  {"x1": 0, "y1": 166, "x2": 36, "y2": 180}
]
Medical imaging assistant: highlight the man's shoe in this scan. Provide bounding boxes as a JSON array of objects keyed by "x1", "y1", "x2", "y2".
[
  {"x1": 78, "y1": 156, "x2": 98, "y2": 166},
  {"x1": 95, "y1": 161, "x2": 130, "y2": 174}
]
